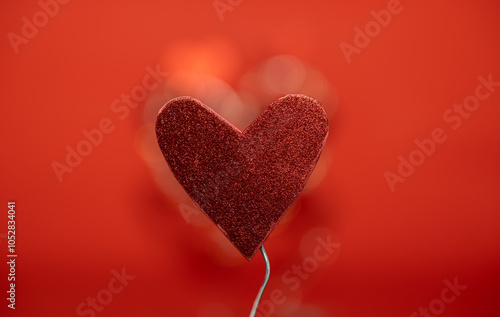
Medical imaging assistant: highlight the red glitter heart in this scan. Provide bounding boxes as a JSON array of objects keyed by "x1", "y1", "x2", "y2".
[{"x1": 156, "y1": 94, "x2": 329, "y2": 260}]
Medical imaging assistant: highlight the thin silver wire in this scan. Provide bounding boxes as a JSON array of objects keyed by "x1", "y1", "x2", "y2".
[{"x1": 249, "y1": 246, "x2": 270, "y2": 317}]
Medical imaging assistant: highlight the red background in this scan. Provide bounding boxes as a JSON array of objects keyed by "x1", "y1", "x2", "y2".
[{"x1": 1, "y1": 0, "x2": 500, "y2": 316}]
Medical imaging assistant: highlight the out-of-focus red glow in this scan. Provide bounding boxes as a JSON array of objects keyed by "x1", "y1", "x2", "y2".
[{"x1": 1, "y1": 0, "x2": 499, "y2": 316}]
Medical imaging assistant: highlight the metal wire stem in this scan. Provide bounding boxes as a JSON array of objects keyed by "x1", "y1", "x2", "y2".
[{"x1": 249, "y1": 246, "x2": 270, "y2": 317}]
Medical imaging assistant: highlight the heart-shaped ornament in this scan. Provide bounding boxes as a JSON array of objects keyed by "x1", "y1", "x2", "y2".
[{"x1": 156, "y1": 94, "x2": 328, "y2": 260}]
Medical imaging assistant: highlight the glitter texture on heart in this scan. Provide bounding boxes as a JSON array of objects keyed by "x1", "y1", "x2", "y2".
[{"x1": 156, "y1": 94, "x2": 328, "y2": 260}]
